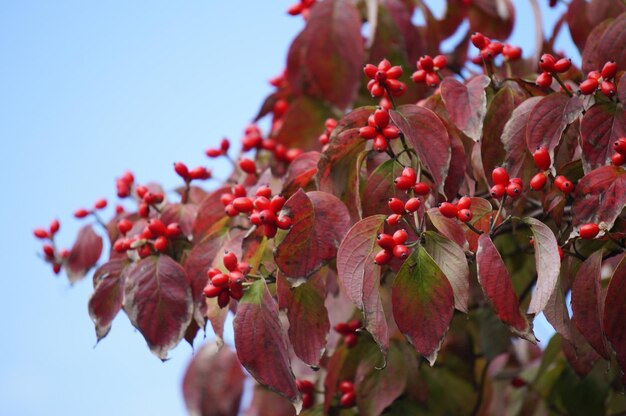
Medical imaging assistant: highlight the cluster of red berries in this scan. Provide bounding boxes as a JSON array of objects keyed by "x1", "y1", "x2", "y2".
[
  {"x1": 270, "y1": 98, "x2": 289, "y2": 133},
  {"x1": 287, "y1": 0, "x2": 315, "y2": 19},
  {"x1": 174, "y1": 162, "x2": 212, "y2": 183},
  {"x1": 358, "y1": 108, "x2": 400, "y2": 152},
  {"x1": 363, "y1": 59, "x2": 406, "y2": 98},
  {"x1": 33, "y1": 219, "x2": 68, "y2": 274},
  {"x1": 470, "y1": 32, "x2": 520, "y2": 63},
  {"x1": 411, "y1": 54, "x2": 446, "y2": 87},
  {"x1": 203, "y1": 251, "x2": 250, "y2": 308},
  {"x1": 535, "y1": 53, "x2": 572, "y2": 88},
  {"x1": 387, "y1": 167, "x2": 429, "y2": 225},
  {"x1": 220, "y1": 185, "x2": 292, "y2": 238},
  {"x1": 489, "y1": 168, "x2": 523, "y2": 199},
  {"x1": 528, "y1": 147, "x2": 574, "y2": 193},
  {"x1": 240, "y1": 123, "x2": 303, "y2": 164},
  {"x1": 579, "y1": 61, "x2": 618, "y2": 96},
  {"x1": 611, "y1": 137, "x2": 626, "y2": 166},
  {"x1": 74, "y1": 198, "x2": 108, "y2": 219},
  {"x1": 333, "y1": 319, "x2": 361, "y2": 348},
  {"x1": 113, "y1": 218, "x2": 182, "y2": 257},
  {"x1": 135, "y1": 186, "x2": 166, "y2": 218},
  {"x1": 438, "y1": 196, "x2": 473, "y2": 223},
  {"x1": 374, "y1": 229, "x2": 410, "y2": 265},
  {"x1": 338, "y1": 381, "x2": 356, "y2": 407},
  {"x1": 296, "y1": 379, "x2": 316, "y2": 410},
  {"x1": 116, "y1": 170, "x2": 135, "y2": 198},
  {"x1": 206, "y1": 138, "x2": 231, "y2": 158},
  {"x1": 318, "y1": 118, "x2": 338, "y2": 149}
]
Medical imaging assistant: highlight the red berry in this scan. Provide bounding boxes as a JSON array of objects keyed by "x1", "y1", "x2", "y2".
[
  {"x1": 388, "y1": 198, "x2": 405, "y2": 215},
  {"x1": 297, "y1": 380, "x2": 315, "y2": 394},
  {"x1": 554, "y1": 175, "x2": 574, "y2": 193},
  {"x1": 118, "y1": 219, "x2": 133, "y2": 235},
  {"x1": 533, "y1": 147, "x2": 551, "y2": 170},
  {"x1": 374, "y1": 249, "x2": 392, "y2": 265},
  {"x1": 147, "y1": 219, "x2": 166, "y2": 236},
  {"x1": 386, "y1": 65, "x2": 403, "y2": 79},
  {"x1": 394, "y1": 175, "x2": 414, "y2": 191},
  {"x1": 255, "y1": 185, "x2": 271, "y2": 198},
  {"x1": 233, "y1": 197, "x2": 254, "y2": 213},
  {"x1": 52, "y1": 263, "x2": 62, "y2": 274},
  {"x1": 457, "y1": 196, "x2": 472, "y2": 210},
  {"x1": 174, "y1": 162, "x2": 190, "y2": 180},
  {"x1": 418, "y1": 55, "x2": 434, "y2": 72},
  {"x1": 413, "y1": 182, "x2": 430, "y2": 195},
  {"x1": 530, "y1": 173, "x2": 548, "y2": 190},
  {"x1": 276, "y1": 216, "x2": 292, "y2": 230},
  {"x1": 506, "y1": 182, "x2": 523, "y2": 198},
  {"x1": 433, "y1": 54, "x2": 447, "y2": 69},
  {"x1": 223, "y1": 251, "x2": 238, "y2": 272},
  {"x1": 359, "y1": 126, "x2": 377, "y2": 140},
  {"x1": 376, "y1": 233, "x2": 395, "y2": 251},
  {"x1": 402, "y1": 167, "x2": 417, "y2": 184},
  {"x1": 43, "y1": 244, "x2": 55, "y2": 257},
  {"x1": 154, "y1": 236, "x2": 168, "y2": 252},
  {"x1": 373, "y1": 136, "x2": 387, "y2": 152},
  {"x1": 471, "y1": 32, "x2": 489, "y2": 49},
  {"x1": 439, "y1": 202, "x2": 458, "y2": 218},
  {"x1": 535, "y1": 72, "x2": 552, "y2": 88},
  {"x1": 579, "y1": 78, "x2": 598, "y2": 95},
  {"x1": 382, "y1": 126, "x2": 400, "y2": 140},
  {"x1": 392, "y1": 229, "x2": 408, "y2": 245},
  {"x1": 33, "y1": 228, "x2": 49, "y2": 239},
  {"x1": 363, "y1": 64, "x2": 378, "y2": 78},
  {"x1": 301, "y1": 393, "x2": 313, "y2": 410},
  {"x1": 579, "y1": 223, "x2": 600, "y2": 239},
  {"x1": 612, "y1": 152, "x2": 626, "y2": 166},
  {"x1": 217, "y1": 290, "x2": 230, "y2": 308},
  {"x1": 553, "y1": 58, "x2": 571, "y2": 73},
  {"x1": 601, "y1": 80, "x2": 616, "y2": 97},
  {"x1": 404, "y1": 197, "x2": 420, "y2": 213},
  {"x1": 393, "y1": 244, "x2": 410, "y2": 259},
  {"x1": 340, "y1": 391, "x2": 356, "y2": 407},
  {"x1": 458, "y1": 209, "x2": 473, "y2": 223},
  {"x1": 502, "y1": 44, "x2": 522, "y2": 61},
  {"x1": 490, "y1": 184, "x2": 506, "y2": 199},
  {"x1": 511, "y1": 376, "x2": 527, "y2": 388},
  {"x1": 113, "y1": 239, "x2": 126, "y2": 253},
  {"x1": 601, "y1": 61, "x2": 617, "y2": 79},
  {"x1": 138, "y1": 203, "x2": 150, "y2": 218},
  {"x1": 165, "y1": 223, "x2": 182, "y2": 238},
  {"x1": 411, "y1": 70, "x2": 427, "y2": 83},
  {"x1": 239, "y1": 158, "x2": 257, "y2": 175},
  {"x1": 339, "y1": 381, "x2": 354, "y2": 394},
  {"x1": 74, "y1": 208, "x2": 90, "y2": 218},
  {"x1": 614, "y1": 138, "x2": 626, "y2": 155},
  {"x1": 344, "y1": 333, "x2": 358, "y2": 348},
  {"x1": 425, "y1": 71, "x2": 440, "y2": 87},
  {"x1": 189, "y1": 166, "x2": 211, "y2": 180},
  {"x1": 539, "y1": 54, "x2": 556, "y2": 72},
  {"x1": 386, "y1": 214, "x2": 401, "y2": 226},
  {"x1": 270, "y1": 195, "x2": 286, "y2": 213},
  {"x1": 211, "y1": 273, "x2": 230, "y2": 288},
  {"x1": 492, "y1": 167, "x2": 510, "y2": 186},
  {"x1": 334, "y1": 322, "x2": 351, "y2": 335},
  {"x1": 374, "y1": 108, "x2": 390, "y2": 128}
]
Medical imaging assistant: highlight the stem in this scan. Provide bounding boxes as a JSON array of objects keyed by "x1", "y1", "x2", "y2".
[
  {"x1": 470, "y1": 360, "x2": 490, "y2": 416},
  {"x1": 402, "y1": 216, "x2": 420, "y2": 236},
  {"x1": 91, "y1": 212, "x2": 108, "y2": 231},
  {"x1": 490, "y1": 195, "x2": 506, "y2": 235},
  {"x1": 465, "y1": 222, "x2": 484, "y2": 235},
  {"x1": 552, "y1": 72, "x2": 573, "y2": 97},
  {"x1": 182, "y1": 181, "x2": 191, "y2": 204},
  {"x1": 383, "y1": 85, "x2": 397, "y2": 110},
  {"x1": 505, "y1": 61, "x2": 512, "y2": 79}
]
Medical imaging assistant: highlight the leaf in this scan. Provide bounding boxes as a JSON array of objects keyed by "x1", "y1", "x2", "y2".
[
  {"x1": 234, "y1": 279, "x2": 300, "y2": 405},
  {"x1": 193, "y1": 186, "x2": 231, "y2": 242},
  {"x1": 572, "y1": 250, "x2": 610, "y2": 359},
  {"x1": 123, "y1": 255, "x2": 193, "y2": 360},
  {"x1": 468, "y1": 0, "x2": 515, "y2": 40},
  {"x1": 336, "y1": 215, "x2": 389, "y2": 353},
  {"x1": 391, "y1": 246, "x2": 454, "y2": 364},
  {"x1": 440, "y1": 75, "x2": 491, "y2": 142},
  {"x1": 361, "y1": 159, "x2": 405, "y2": 218},
  {"x1": 273, "y1": 96, "x2": 333, "y2": 151},
  {"x1": 426, "y1": 208, "x2": 467, "y2": 247},
  {"x1": 444, "y1": 128, "x2": 467, "y2": 200},
  {"x1": 501, "y1": 96, "x2": 542, "y2": 178},
  {"x1": 603, "y1": 255, "x2": 626, "y2": 382},
  {"x1": 390, "y1": 105, "x2": 451, "y2": 194},
  {"x1": 286, "y1": 0, "x2": 364, "y2": 109},
  {"x1": 525, "y1": 94, "x2": 584, "y2": 164},
  {"x1": 523, "y1": 218, "x2": 561, "y2": 314},
  {"x1": 572, "y1": 165, "x2": 626, "y2": 229},
  {"x1": 581, "y1": 12, "x2": 626, "y2": 73},
  {"x1": 276, "y1": 272, "x2": 330, "y2": 367},
  {"x1": 476, "y1": 234, "x2": 535, "y2": 341},
  {"x1": 182, "y1": 343, "x2": 245, "y2": 416},
  {"x1": 88, "y1": 259, "x2": 127, "y2": 342},
  {"x1": 282, "y1": 151, "x2": 320, "y2": 197},
  {"x1": 580, "y1": 101, "x2": 626, "y2": 173},
  {"x1": 424, "y1": 231, "x2": 470, "y2": 313},
  {"x1": 66, "y1": 224, "x2": 103, "y2": 283},
  {"x1": 161, "y1": 202, "x2": 198, "y2": 240},
  {"x1": 275, "y1": 190, "x2": 350, "y2": 279},
  {"x1": 244, "y1": 386, "x2": 296, "y2": 416}
]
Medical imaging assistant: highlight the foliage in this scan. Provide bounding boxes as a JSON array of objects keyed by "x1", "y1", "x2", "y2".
[{"x1": 33, "y1": 0, "x2": 626, "y2": 414}]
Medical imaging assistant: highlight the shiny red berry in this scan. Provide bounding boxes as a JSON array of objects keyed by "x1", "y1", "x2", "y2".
[
  {"x1": 579, "y1": 223, "x2": 600, "y2": 239},
  {"x1": 530, "y1": 173, "x2": 548, "y2": 190},
  {"x1": 404, "y1": 197, "x2": 420, "y2": 213},
  {"x1": 490, "y1": 184, "x2": 505, "y2": 199},
  {"x1": 154, "y1": 236, "x2": 168, "y2": 252},
  {"x1": 439, "y1": 202, "x2": 458, "y2": 218},
  {"x1": 579, "y1": 78, "x2": 598, "y2": 95},
  {"x1": 239, "y1": 158, "x2": 257, "y2": 175},
  {"x1": 393, "y1": 229, "x2": 408, "y2": 245},
  {"x1": 613, "y1": 138, "x2": 626, "y2": 155},
  {"x1": 457, "y1": 209, "x2": 473, "y2": 223},
  {"x1": 533, "y1": 147, "x2": 551, "y2": 170},
  {"x1": 377, "y1": 233, "x2": 395, "y2": 251},
  {"x1": 601, "y1": 61, "x2": 617, "y2": 79},
  {"x1": 539, "y1": 54, "x2": 556, "y2": 72},
  {"x1": 535, "y1": 72, "x2": 552, "y2": 88},
  {"x1": 374, "y1": 249, "x2": 392, "y2": 265},
  {"x1": 491, "y1": 167, "x2": 510, "y2": 186},
  {"x1": 457, "y1": 196, "x2": 471, "y2": 210},
  {"x1": 554, "y1": 175, "x2": 574, "y2": 193},
  {"x1": 553, "y1": 58, "x2": 571, "y2": 73},
  {"x1": 506, "y1": 182, "x2": 523, "y2": 198}
]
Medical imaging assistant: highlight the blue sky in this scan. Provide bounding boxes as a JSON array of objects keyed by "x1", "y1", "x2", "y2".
[{"x1": 0, "y1": 1, "x2": 576, "y2": 415}]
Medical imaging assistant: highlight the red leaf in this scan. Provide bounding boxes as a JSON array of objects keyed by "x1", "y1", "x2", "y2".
[
  {"x1": 424, "y1": 231, "x2": 470, "y2": 313},
  {"x1": 273, "y1": 96, "x2": 333, "y2": 151},
  {"x1": 234, "y1": 279, "x2": 300, "y2": 406},
  {"x1": 275, "y1": 190, "x2": 350, "y2": 279},
  {"x1": 391, "y1": 246, "x2": 454, "y2": 364},
  {"x1": 286, "y1": 0, "x2": 364, "y2": 109},
  {"x1": 440, "y1": 75, "x2": 491, "y2": 142},
  {"x1": 476, "y1": 234, "x2": 535, "y2": 341},
  {"x1": 572, "y1": 165, "x2": 626, "y2": 230},
  {"x1": 426, "y1": 208, "x2": 467, "y2": 248},
  {"x1": 444, "y1": 128, "x2": 467, "y2": 200},
  {"x1": 361, "y1": 159, "x2": 406, "y2": 218},
  {"x1": 468, "y1": 0, "x2": 515, "y2": 40},
  {"x1": 603, "y1": 255, "x2": 626, "y2": 382},
  {"x1": 580, "y1": 101, "x2": 626, "y2": 173},
  {"x1": 88, "y1": 259, "x2": 127, "y2": 341},
  {"x1": 281, "y1": 151, "x2": 320, "y2": 197},
  {"x1": 523, "y1": 217, "x2": 561, "y2": 315},
  {"x1": 502, "y1": 97, "x2": 542, "y2": 178},
  {"x1": 276, "y1": 272, "x2": 330, "y2": 367},
  {"x1": 244, "y1": 386, "x2": 296, "y2": 416},
  {"x1": 581, "y1": 12, "x2": 626, "y2": 74},
  {"x1": 182, "y1": 343, "x2": 245, "y2": 416},
  {"x1": 161, "y1": 202, "x2": 198, "y2": 240},
  {"x1": 390, "y1": 105, "x2": 451, "y2": 194},
  {"x1": 193, "y1": 186, "x2": 231, "y2": 242},
  {"x1": 525, "y1": 93, "x2": 584, "y2": 164},
  {"x1": 572, "y1": 250, "x2": 610, "y2": 359},
  {"x1": 337, "y1": 215, "x2": 389, "y2": 353},
  {"x1": 123, "y1": 255, "x2": 193, "y2": 360},
  {"x1": 66, "y1": 224, "x2": 104, "y2": 283}
]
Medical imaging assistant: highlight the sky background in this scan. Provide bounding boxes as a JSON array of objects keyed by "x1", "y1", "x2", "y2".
[{"x1": 0, "y1": 1, "x2": 577, "y2": 415}]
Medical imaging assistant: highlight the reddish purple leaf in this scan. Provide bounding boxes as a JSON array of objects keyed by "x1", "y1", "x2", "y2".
[
  {"x1": 391, "y1": 246, "x2": 454, "y2": 364},
  {"x1": 603, "y1": 254, "x2": 626, "y2": 382},
  {"x1": 476, "y1": 234, "x2": 535, "y2": 341},
  {"x1": 390, "y1": 105, "x2": 451, "y2": 194},
  {"x1": 468, "y1": 0, "x2": 515, "y2": 40},
  {"x1": 244, "y1": 386, "x2": 296, "y2": 416},
  {"x1": 525, "y1": 93, "x2": 584, "y2": 164},
  {"x1": 234, "y1": 279, "x2": 300, "y2": 406},
  {"x1": 426, "y1": 208, "x2": 467, "y2": 248},
  {"x1": 523, "y1": 217, "x2": 561, "y2": 314},
  {"x1": 161, "y1": 202, "x2": 198, "y2": 240},
  {"x1": 424, "y1": 231, "x2": 470, "y2": 313},
  {"x1": 276, "y1": 272, "x2": 330, "y2": 367},
  {"x1": 273, "y1": 96, "x2": 333, "y2": 151},
  {"x1": 275, "y1": 190, "x2": 350, "y2": 279},
  {"x1": 281, "y1": 151, "x2": 320, "y2": 197},
  {"x1": 361, "y1": 159, "x2": 406, "y2": 218},
  {"x1": 444, "y1": 128, "x2": 467, "y2": 200},
  {"x1": 440, "y1": 75, "x2": 491, "y2": 142},
  {"x1": 286, "y1": 0, "x2": 364, "y2": 109},
  {"x1": 581, "y1": 12, "x2": 626, "y2": 74},
  {"x1": 88, "y1": 259, "x2": 127, "y2": 341},
  {"x1": 502, "y1": 97, "x2": 542, "y2": 178},
  {"x1": 182, "y1": 343, "x2": 245, "y2": 416},
  {"x1": 572, "y1": 250, "x2": 610, "y2": 359},
  {"x1": 572, "y1": 165, "x2": 626, "y2": 229},
  {"x1": 580, "y1": 101, "x2": 626, "y2": 173},
  {"x1": 123, "y1": 255, "x2": 193, "y2": 360},
  {"x1": 336, "y1": 215, "x2": 389, "y2": 353},
  {"x1": 193, "y1": 186, "x2": 231, "y2": 242},
  {"x1": 66, "y1": 224, "x2": 103, "y2": 283},
  {"x1": 544, "y1": 276, "x2": 574, "y2": 343}
]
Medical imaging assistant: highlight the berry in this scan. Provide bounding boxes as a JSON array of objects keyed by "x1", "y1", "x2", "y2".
[
  {"x1": 373, "y1": 136, "x2": 387, "y2": 152},
  {"x1": 530, "y1": 172, "x2": 548, "y2": 190},
  {"x1": 33, "y1": 228, "x2": 49, "y2": 239},
  {"x1": 74, "y1": 208, "x2": 90, "y2": 218},
  {"x1": 239, "y1": 158, "x2": 257, "y2": 175},
  {"x1": 43, "y1": 244, "x2": 55, "y2": 257},
  {"x1": 394, "y1": 175, "x2": 414, "y2": 191},
  {"x1": 148, "y1": 219, "x2": 167, "y2": 236},
  {"x1": 490, "y1": 184, "x2": 506, "y2": 199},
  {"x1": 174, "y1": 162, "x2": 190, "y2": 180},
  {"x1": 457, "y1": 196, "x2": 472, "y2": 210},
  {"x1": 189, "y1": 166, "x2": 211, "y2": 180},
  {"x1": 579, "y1": 78, "x2": 598, "y2": 95},
  {"x1": 601, "y1": 80, "x2": 616, "y2": 97},
  {"x1": 601, "y1": 61, "x2": 617, "y2": 79},
  {"x1": 388, "y1": 198, "x2": 405, "y2": 215},
  {"x1": 579, "y1": 223, "x2": 600, "y2": 239},
  {"x1": 339, "y1": 381, "x2": 354, "y2": 394},
  {"x1": 554, "y1": 175, "x2": 574, "y2": 193},
  {"x1": 392, "y1": 244, "x2": 409, "y2": 259},
  {"x1": 386, "y1": 214, "x2": 401, "y2": 226},
  {"x1": 612, "y1": 152, "x2": 626, "y2": 166},
  {"x1": 154, "y1": 236, "x2": 168, "y2": 252},
  {"x1": 418, "y1": 55, "x2": 434, "y2": 72},
  {"x1": 376, "y1": 233, "x2": 395, "y2": 251},
  {"x1": 166, "y1": 223, "x2": 182, "y2": 237},
  {"x1": 458, "y1": 209, "x2": 473, "y2": 223},
  {"x1": 211, "y1": 273, "x2": 230, "y2": 288},
  {"x1": 392, "y1": 229, "x2": 408, "y2": 245},
  {"x1": 535, "y1": 72, "x2": 552, "y2": 88},
  {"x1": 471, "y1": 32, "x2": 489, "y2": 49},
  {"x1": 404, "y1": 197, "x2": 420, "y2": 213},
  {"x1": 502, "y1": 44, "x2": 522, "y2": 61},
  {"x1": 511, "y1": 377, "x2": 527, "y2": 388},
  {"x1": 439, "y1": 202, "x2": 458, "y2": 218},
  {"x1": 118, "y1": 219, "x2": 133, "y2": 235},
  {"x1": 539, "y1": 54, "x2": 556, "y2": 72},
  {"x1": 402, "y1": 167, "x2": 417, "y2": 184},
  {"x1": 553, "y1": 58, "x2": 571, "y2": 73},
  {"x1": 433, "y1": 54, "x2": 447, "y2": 69},
  {"x1": 413, "y1": 182, "x2": 430, "y2": 195},
  {"x1": 340, "y1": 391, "x2": 356, "y2": 407},
  {"x1": 613, "y1": 138, "x2": 626, "y2": 155},
  {"x1": 491, "y1": 167, "x2": 510, "y2": 186},
  {"x1": 506, "y1": 182, "x2": 523, "y2": 198},
  {"x1": 533, "y1": 147, "x2": 551, "y2": 170},
  {"x1": 374, "y1": 249, "x2": 392, "y2": 265},
  {"x1": 233, "y1": 197, "x2": 254, "y2": 213},
  {"x1": 344, "y1": 333, "x2": 358, "y2": 348},
  {"x1": 49, "y1": 219, "x2": 60, "y2": 234}
]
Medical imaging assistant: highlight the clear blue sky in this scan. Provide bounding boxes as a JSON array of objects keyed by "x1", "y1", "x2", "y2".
[{"x1": 0, "y1": 1, "x2": 575, "y2": 415}]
